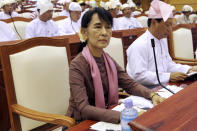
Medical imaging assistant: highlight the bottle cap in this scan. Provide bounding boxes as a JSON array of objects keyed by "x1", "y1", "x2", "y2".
[{"x1": 124, "y1": 99, "x2": 133, "y2": 108}]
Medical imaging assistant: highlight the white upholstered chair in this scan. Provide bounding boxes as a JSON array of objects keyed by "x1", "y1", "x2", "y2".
[
  {"x1": 20, "y1": 12, "x2": 33, "y2": 18},
  {"x1": 0, "y1": 37, "x2": 75, "y2": 131},
  {"x1": 52, "y1": 16, "x2": 67, "y2": 27},
  {"x1": 172, "y1": 28, "x2": 194, "y2": 59},
  {"x1": 168, "y1": 25, "x2": 197, "y2": 65},
  {"x1": 135, "y1": 15, "x2": 148, "y2": 27},
  {"x1": 189, "y1": 14, "x2": 197, "y2": 23},
  {"x1": 104, "y1": 37, "x2": 125, "y2": 70},
  {"x1": 1, "y1": 17, "x2": 33, "y2": 39},
  {"x1": 133, "y1": 11, "x2": 142, "y2": 16}
]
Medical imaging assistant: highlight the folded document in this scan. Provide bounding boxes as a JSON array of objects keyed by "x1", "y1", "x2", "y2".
[{"x1": 156, "y1": 85, "x2": 183, "y2": 98}]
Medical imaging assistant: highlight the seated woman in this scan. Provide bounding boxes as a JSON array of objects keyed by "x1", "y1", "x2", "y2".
[{"x1": 67, "y1": 7, "x2": 164, "y2": 124}]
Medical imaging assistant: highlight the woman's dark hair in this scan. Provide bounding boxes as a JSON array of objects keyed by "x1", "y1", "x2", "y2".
[
  {"x1": 147, "y1": 18, "x2": 163, "y2": 27},
  {"x1": 78, "y1": 7, "x2": 113, "y2": 53}
]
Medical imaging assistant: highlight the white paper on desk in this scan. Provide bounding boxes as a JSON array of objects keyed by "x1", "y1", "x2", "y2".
[
  {"x1": 112, "y1": 103, "x2": 143, "y2": 113},
  {"x1": 119, "y1": 95, "x2": 153, "y2": 109},
  {"x1": 187, "y1": 71, "x2": 197, "y2": 77},
  {"x1": 157, "y1": 85, "x2": 183, "y2": 98},
  {"x1": 90, "y1": 104, "x2": 144, "y2": 131},
  {"x1": 90, "y1": 121, "x2": 121, "y2": 131}
]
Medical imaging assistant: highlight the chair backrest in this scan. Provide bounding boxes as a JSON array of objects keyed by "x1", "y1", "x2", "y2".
[
  {"x1": 53, "y1": 16, "x2": 67, "y2": 27},
  {"x1": 144, "y1": 11, "x2": 149, "y2": 15},
  {"x1": 1, "y1": 17, "x2": 32, "y2": 40},
  {"x1": 53, "y1": 12, "x2": 60, "y2": 18},
  {"x1": 170, "y1": 27, "x2": 194, "y2": 59},
  {"x1": 189, "y1": 14, "x2": 197, "y2": 23},
  {"x1": 104, "y1": 37, "x2": 125, "y2": 70},
  {"x1": 0, "y1": 37, "x2": 71, "y2": 130},
  {"x1": 20, "y1": 12, "x2": 33, "y2": 18},
  {"x1": 135, "y1": 15, "x2": 148, "y2": 27},
  {"x1": 133, "y1": 11, "x2": 141, "y2": 16},
  {"x1": 174, "y1": 14, "x2": 181, "y2": 21}
]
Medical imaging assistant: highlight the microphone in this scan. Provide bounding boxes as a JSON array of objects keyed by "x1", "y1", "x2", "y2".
[
  {"x1": 151, "y1": 39, "x2": 175, "y2": 94},
  {"x1": 9, "y1": 11, "x2": 22, "y2": 40}
]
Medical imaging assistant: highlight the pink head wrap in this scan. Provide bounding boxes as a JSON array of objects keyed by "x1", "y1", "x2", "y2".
[{"x1": 148, "y1": 0, "x2": 173, "y2": 22}]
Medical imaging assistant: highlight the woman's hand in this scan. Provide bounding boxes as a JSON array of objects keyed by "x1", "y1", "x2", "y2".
[{"x1": 150, "y1": 92, "x2": 165, "y2": 106}]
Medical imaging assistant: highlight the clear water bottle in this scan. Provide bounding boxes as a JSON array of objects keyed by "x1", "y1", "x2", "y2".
[{"x1": 121, "y1": 99, "x2": 138, "y2": 131}]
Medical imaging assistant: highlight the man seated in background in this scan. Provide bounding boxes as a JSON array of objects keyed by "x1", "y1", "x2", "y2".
[
  {"x1": 58, "y1": 0, "x2": 71, "y2": 17},
  {"x1": 126, "y1": 0, "x2": 197, "y2": 88},
  {"x1": 59, "y1": 2, "x2": 82, "y2": 35},
  {"x1": 104, "y1": 1, "x2": 120, "y2": 30},
  {"x1": 0, "y1": 20, "x2": 18, "y2": 41},
  {"x1": 26, "y1": 0, "x2": 60, "y2": 38},
  {"x1": 178, "y1": 5, "x2": 193, "y2": 24},
  {"x1": 118, "y1": 3, "x2": 142, "y2": 30},
  {"x1": 0, "y1": 0, "x2": 19, "y2": 19}
]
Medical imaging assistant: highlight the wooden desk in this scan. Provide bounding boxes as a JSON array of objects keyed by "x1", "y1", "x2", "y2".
[
  {"x1": 67, "y1": 120, "x2": 97, "y2": 131},
  {"x1": 66, "y1": 81, "x2": 197, "y2": 131},
  {"x1": 129, "y1": 81, "x2": 197, "y2": 130}
]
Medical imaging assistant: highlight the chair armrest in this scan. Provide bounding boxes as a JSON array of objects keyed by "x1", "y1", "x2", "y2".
[
  {"x1": 173, "y1": 57, "x2": 197, "y2": 62},
  {"x1": 11, "y1": 104, "x2": 75, "y2": 128},
  {"x1": 173, "y1": 60, "x2": 197, "y2": 66}
]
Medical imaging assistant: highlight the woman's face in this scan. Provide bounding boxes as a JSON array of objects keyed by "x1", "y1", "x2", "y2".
[{"x1": 82, "y1": 13, "x2": 112, "y2": 51}]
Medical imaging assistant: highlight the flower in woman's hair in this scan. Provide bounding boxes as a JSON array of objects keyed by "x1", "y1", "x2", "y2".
[{"x1": 78, "y1": 28, "x2": 87, "y2": 42}]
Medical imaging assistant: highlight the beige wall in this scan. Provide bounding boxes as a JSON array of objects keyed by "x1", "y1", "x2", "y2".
[{"x1": 165, "y1": 0, "x2": 197, "y2": 11}]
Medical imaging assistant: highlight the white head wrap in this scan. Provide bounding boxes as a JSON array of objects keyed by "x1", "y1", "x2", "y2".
[
  {"x1": 104, "y1": 1, "x2": 116, "y2": 10},
  {"x1": 121, "y1": 3, "x2": 130, "y2": 10},
  {"x1": 171, "y1": 5, "x2": 176, "y2": 11},
  {"x1": 57, "y1": 0, "x2": 71, "y2": 5},
  {"x1": 69, "y1": 2, "x2": 82, "y2": 11},
  {"x1": 182, "y1": 5, "x2": 193, "y2": 12},
  {"x1": 100, "y1": 1, "x2": 105, "y2": 8},
  {"x1": 37, "y1": 0, "x2": 53, "y2": 16},
  {"x1": 0, "y1": 0, "x2": 15, "y2": 8},
  {"x1": 89, "y1": 0, "x2": 97, "y2": 8}
]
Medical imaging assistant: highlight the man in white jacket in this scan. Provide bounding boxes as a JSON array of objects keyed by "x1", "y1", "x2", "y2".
[
  {"x1": 26, "y1": 0, "x2": 60, "y2": 38},
  {"x1": 58, "y1": 2, "x2": 82, "y2": 35},
  {"x1": 118, "y1": 3, "x2": 142, "y2": 30},
  {"x1": 126, "y1": 0, "x2": 197, "y2": 88},
  {"x1": 0, "y1": 0, "x2": 19, "y2": 19}
]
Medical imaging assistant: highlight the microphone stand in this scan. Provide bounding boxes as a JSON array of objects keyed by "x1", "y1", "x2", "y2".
[
  {"x1": 9, "y1": 12, "x2": 22, "y2": 40},
  {"x1": 151, "y1": 39, "x2": 174, "y2": 94}
]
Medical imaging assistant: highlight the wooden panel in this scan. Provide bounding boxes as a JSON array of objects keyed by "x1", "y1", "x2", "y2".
[
  {"x1": 67, "y1": 120, "x2": 97, "y2": 131},
  {"x1": 0, "y1": 87, "x2": 10, "y2": 131},
  {"x1": 129, "y1": 81, "x2": 197, "y2": 130},
  {"x1": 192, "y1": 24, "x2": 197, "y2": 58},
  {"x1": 0, "y1": 40, "x2": 20, "y2": 131},
  {"x1": 167, "y1": 0, "x2": 197, "y2": 11}
]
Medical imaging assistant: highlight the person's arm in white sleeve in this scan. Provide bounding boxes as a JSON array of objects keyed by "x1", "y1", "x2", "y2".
[{"x1": 126, "y1": 43, "x2": 170, "y2": 86}]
